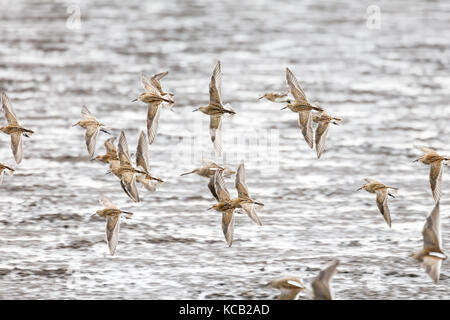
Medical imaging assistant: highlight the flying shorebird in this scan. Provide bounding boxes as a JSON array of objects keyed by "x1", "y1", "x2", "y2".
[
  {"x1": 311, "y1": 260, "x2": 340, "y2": 300},
  {"x1": 312, "y1": 110, "x2": 341, "y2": 159},
  {"x1": 266, "y1": 276, "x2": 306, "y2": 300},
  {"x1": 208, "y1": 163, "x2": 264, "y2": 246},
  {"x1": 116, "y1": 131, "x2": 145, "y2": 202},
  {"x1": 192, "y1": 61, "x2": 235, "y2": 156},
  {"x1": 148, "y1": 71, "x2": 174, "y2": 99},
  {"x1": 133, "y1": 73, "x2": 174, "y2": 144},
  {"x1": 135, "y1": 130, "x2": 163, "y2": 192},
  {"x1": 410, "y1": 202, "x2": 447, "y2": 283},
  {"x1": 0, "y1": 162, "x2": 14, "y2": 185},
  {"x1": 72, "y1": 106, "x2": 110, "y2": 159},
  {"x1": 95, "y1": 137, "x2": 118, "y2": 164},
  {"x1": 357, "y1": 178, "x2": 398, "y2": 228},
  {"x1": 414, "y1": 146, "x2": 449, "y2": 203},
  {"x1": 282, "y1": 68, "x2": 323, "y2": 149},
  {"x1": 258, "y1": 92, "x2": 291, "y2": 103},
  {"x1": 180, "y1": 159, "x2": 235, "y2": 201},
  {"x1": 1, "y1": 92, "x2": 34, "y2": 164},
  {"x1": 95, "y1": 196, "x2": 133, "y2": 256}
]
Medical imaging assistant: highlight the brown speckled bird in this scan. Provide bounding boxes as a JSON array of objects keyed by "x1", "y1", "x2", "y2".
[
  {"x1": 312, "y1": 110, "x2": 341, "y2": 159},
  {"x1": 1, "y1": 92, "x2": 34, "y2": 164}
]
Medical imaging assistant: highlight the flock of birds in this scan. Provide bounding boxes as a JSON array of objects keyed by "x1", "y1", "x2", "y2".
[{"x1": 0, "y1": 60, "x2": 448, "y2": 300}]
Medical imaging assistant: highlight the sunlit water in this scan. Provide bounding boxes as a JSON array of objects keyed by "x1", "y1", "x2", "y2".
[{"x1": 1, "y1": 0, "x2": 450, "y2": 299}]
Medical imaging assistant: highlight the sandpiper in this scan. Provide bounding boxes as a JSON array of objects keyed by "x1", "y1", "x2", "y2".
[
  {"x1": 72, "y1": 106, "x2": 110, "y2": 159},
  {"x1": 192, "y1": 61, "x2": 235, "y2": 156},
  {"x1": 357, "y1": 178, "x2": 398, "y2": 228},
  {"x1": 95, "y1": 137, "x2": 118, "y2": 164},
  {"x1": 135, "y1": 130, "x2": 163, "y2": 192},
  {"x1": 312, "y1": 110, "x2": 341, "y2": 159},
  {"x1": 95, "y1": 196, "x2": 133, "y2": 256},
  {"x1": 410, "y1": 202, "x2": 447, "y2": 283},
  {"x1": 414, "y1": 146, "x2": 449, "y2": 203},
  {"x1": 267, "y1": 276, "x2": 305, "y2": 300},
  {"x1": 258, "y1": 92, "x2": 291, "y2": 103},
  {"x1": 282, "y1": 68, "x2": 323, "y2": 149},
  {"x1": 1, "y1": 92, "x2": 34, "y2": 164}
]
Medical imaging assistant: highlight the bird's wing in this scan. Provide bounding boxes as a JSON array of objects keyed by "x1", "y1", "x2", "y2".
[
  {"x1": 85, "y1": 125, "x2": 99, "y2": 158},
  {"x1": 106, "y1": 215, "x2": 120, "y2": 256},
  {"x1": 420, "y1": 146, "x2": 437, "y2": 155},
  {"x1": 118, "y1": 131, "x2": 132, "y2": 166},
  {"x1": 141, "y1": 74, "x2": 160, "y2": 95},
  {"x1": 100, "y1": 196, "x2": 119, "y2": 210},
  {"x1": 221, "y1": 209, "x2": 235, "y2": 247},
  {"x1": 209, "y1": 115, "x2": 222, "y2": 156},
  {"x1": 298, "y1": 110, "x2": 314, "y2": 149},
  {"x1": 1, "y1": 92, "x2": 18, "y2": 124},
  {"x1": 209, "y1": 61, "x2": 222, "y2": 105},
  {"x1": 422, "y1": 202, "x2": 441, "y2": 251},
  {"x1": 10, "y1": 133, "x2": 23, "y2": 164},
  {"x1": 285, "y1": 68, "x2": 308, "y2": 103},
  {"x1": 429, "y1": 161, "x2": 443, "y2": 203},
  {"x1": 315, "y1": 121, "x2": 330, "y2": 159},
  {"x1": 311, "y1": 260, "x2": 339, "y2": 300},
  {"x1": 240, "y1": 202, "x2": 262, "y2": 226},
  {"x1": 81, "y1": 105, "x2": 97, "y2": 121},
  {"x1": 208, "y1": 176, "x2": 219, "y2": 201},
  {"x1": 151, "y1": 71, "x2": 168, "y2": 93},
  {"x1": 422, "y1": 256, "x2": 442, "y2": 283},
  {"x1": 136, "y1": 130, "x2": 150, "y2": 173},
  {"x1": 375, "y1": 188, "x2": 392, "y2": 228},
  {"x1": 147, "y1": 103, "x2": 162, "y2": 145},
  {"x1": 120, "y1": 172, "x2": 140, "y2": 203},
  {"x1": 235, "y1": 161, "x2": 250, "y2": 199},
  {"x1": 213, "y1": 170, "x2": 230, "y2": 201},
  {"x1": 104, "y1": 137, "x2": 117, "y2": 154}
]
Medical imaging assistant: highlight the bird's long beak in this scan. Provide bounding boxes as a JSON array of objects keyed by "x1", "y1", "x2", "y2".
[
  {"x1": 100, "y1": 128, "x2": 111, "y2": 135},
  {"x1": 131, "y1": 98, "x2": 138, "y2": 102},
  {"x1": 192, "y1": 108, "x2": 199, "y2": 112},
  {"x1": 280, "y1": 106, "x2": 288, "y2": 110},
  {"x1": 257, "y1": 95, "x2": 264, "y2": 100},
  {"x1": 207, "y1": 206, "x2": 213, "y2": 211},
  {"x1": 180, "y1": 170, "x2": 195, "y2": 176},
  {"x1": 356, "y1": 187, "x2": 363, "y2": 191},
  {"x1": 105, "y1": 170, "x2": 112, "y2": 175}
]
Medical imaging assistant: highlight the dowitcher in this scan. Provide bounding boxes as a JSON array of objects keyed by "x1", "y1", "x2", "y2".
[
  {"x1": 208, "y1": 162, "x2": 263, "y2": 246},
  {"x1": 312, "y1": 110, "x2": 341, "y2": 159},
  {"x1": 311, "y1": 260, "x2": 339, "y2": 300},
  {"x1": 133, "y1": 74, "x2": 174, "y2": 144},
  {"x1": 282, "y1": 68, "x2": 323, "y2": 149},
  {"x1": 0, "y1": 162, "x2": 14, "y2": 185},
  {"x1": 410, "y1": 202, "x2": 447, "y2": 283},
  {"x1": 414, "y1": 146, "x2": 449, "y2": 203},
  {"x1": 258, "y1": 92, "x2": 291, "y2": 103},
  {"x1": 1, "y1": 92, "x2": 34, "y2": 164},
  {"x1": 95, "y1": 137, "x2": 118, "y2": 164},
  {"x1": 72, "y1": 106, "x2": 110, "y2": 159},
  {"x1": 357, "y1": 178, "x2": 398, "y2": 228},
  {"x1": 116, "y1": 131, "x2": 144, "y2": 202},
  {"x1": 180, "y1": 159, "x2": 235, "y2": 201},
  {"x1": 267, "y1": 276, "x2": 305, "y2": 300},
  {"x1": 192, "y1": 61, "x2": 235, "y2": 156},
  {"x1": 135, "y1": 130, "x2": 163, "y2": 192},
  {"x1": 95, "y1": 196, "x2": 133, "y2": 256}
]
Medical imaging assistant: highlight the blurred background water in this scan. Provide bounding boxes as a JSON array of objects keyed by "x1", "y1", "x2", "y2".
[{"x1": 0, "y1": 0, "x2": 450, "y2": 299}]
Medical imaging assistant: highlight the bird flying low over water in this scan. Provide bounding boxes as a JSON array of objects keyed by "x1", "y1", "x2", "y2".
[
  {"x1": 95, "y1": 137, "x2": 118, "y2": 164},
  {"x1": 192, "y1": 61, "x2": 235, "y2": 156},
  {"x1": 312, "y1": 110, "x2": 341, "y2": 159},
  {"x1": 282, "y1": 68, "x2": 323, "y2": 149},
  {"x1": 410, "y1": 202, "x2": 447, "y2": 283},
  {"x1": 1, "y1": 92, "x2": 34, "y2": 164},
  {"x1": 208, "y1": 162, "x2": 264, "y2": 246},
  {"x1": 116, "y1": 131, "x2": 144, "y2": 202},
  {"x1": 414, "y1": 146, "x2": 449, "y2": 203},
  {"x1": 267, "y1": 276, "x2": 305, "y2": 300},
  {"x1": 311, "y1": 260, "x2": 340, "y2": 300},
  {"x1": 180, "y1": 159, "x2": 235, "y2": 201},
  {"x1": 73, "y1": 106, "x2": 110, "y2": 159},
  {"x1": 357, "y1": 178, "x2": 398, "y2": 228},
  {"x1": 95, "y1": 196, "x2": 133, "y2": 256},
  {"x1": 0, "y1": 162, "x2": 14, "y2": 185},
  {"x1": 135, "y1": 130, "x2": 163, "y2": 192},
  {"x1": 133, "y1": 73, "x2": 174, "y2": 144},
  {"x1": 258, "y1": 92, "x2": 291, "y2": 103}
]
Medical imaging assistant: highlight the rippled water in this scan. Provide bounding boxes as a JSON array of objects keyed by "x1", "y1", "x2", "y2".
[{"x1": 1, "y1": 0, "x2": 450, "y2": 299}]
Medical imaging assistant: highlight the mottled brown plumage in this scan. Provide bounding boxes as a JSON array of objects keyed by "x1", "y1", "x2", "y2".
[
  {"x1": 0, "y1": 162, "x2": 15, "y2": 185},
  {"x1": 312, "y1": 110, "x2": 341, "y2": 159},
  {"x1": 135, "y1": 130, "x2": 163, "y2": 192},
  {"x1": 95, "y1": 137, "x2": 118, "y2": 163},
  {"x1": 267, "y1": 276, "x2": 305, "y2": 300}
]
